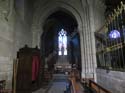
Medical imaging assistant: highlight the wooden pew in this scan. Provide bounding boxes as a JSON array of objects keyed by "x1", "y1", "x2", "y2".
[
  {"x1": 69, "y1": 69, "x2": 82, "y2": 93},
  {"x1": 89, "y1": 80, "x2": 111, "y2": 93}
]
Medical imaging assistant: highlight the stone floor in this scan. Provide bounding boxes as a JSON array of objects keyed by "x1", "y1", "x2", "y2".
[
  {"x1": 32, "y1": 88, "x2": 46, "y2": 93},
  {"x1": 32, "y1": 74, "x2": 70, "y2": 93}
]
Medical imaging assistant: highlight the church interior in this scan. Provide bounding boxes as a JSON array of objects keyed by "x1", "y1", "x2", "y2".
[{"x1": 0, "y1": 0, "x2": 125, "y2": 93}]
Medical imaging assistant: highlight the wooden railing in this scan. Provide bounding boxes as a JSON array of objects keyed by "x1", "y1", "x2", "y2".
[
  {"x1": 69, "y1": 69, "x2": 81, "y2": 93},
  {"x1": 70, "y1": 77, "x2": 76, "y2": 93},
  {"x1": 89, "y1": 80, "x2": 111, "y2": 93}
]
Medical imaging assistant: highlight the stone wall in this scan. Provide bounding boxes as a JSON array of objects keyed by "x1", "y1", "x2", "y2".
[
  {"x1": 0, "y1": 0, "x2": 33, "y2": 89},
  {"x1": 0, "y1": 0, "x2": 14, "y2": 89},
  {"x1": 97, "y1": 69, "x2": 125, "y2": 93}
]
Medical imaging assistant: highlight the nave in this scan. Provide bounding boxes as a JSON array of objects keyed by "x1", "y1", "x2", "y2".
[
  {"x1": 33, "y1": 73, "x2": 83, "y2": 93},
  {"x1": 1, "y1": 0, "x2": 125, "y2": 93}
]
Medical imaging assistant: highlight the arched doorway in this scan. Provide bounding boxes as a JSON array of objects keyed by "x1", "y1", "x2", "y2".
[{"x1": 41, "y1": 10, "x2": 81, "y2": 73}]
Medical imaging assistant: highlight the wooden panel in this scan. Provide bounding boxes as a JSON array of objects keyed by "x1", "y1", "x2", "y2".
[
  {"x1": 16, "y1": 47, "x2": 32, "y2": 93},
  {"x1": 16, "y1": 55, "x2": 32, "y2": 93},
  {"x1": 14, "y1": 46, "x2": 42, "y2": 93}
]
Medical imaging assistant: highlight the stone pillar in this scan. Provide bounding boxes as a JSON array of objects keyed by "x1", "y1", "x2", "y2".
[
  {"x1": 79, "y1": 28, "x2": 86, "y2": 78},
  {"x1": 80, "y1": 5, "x2": 90, "y2": 79},
  {"x1": 89, "y1": 0, "x2": 105, "y2": 82},
  {"x1": 84, "y1": 6, "x2": 94, "y2": 79},
  {"x1": 83, "y1": 7, "x2": 88, "y2": 78},
  {"x1": 87, "y1": 0, "x2": 105, "y2": 82},
  {"x1": 81, "y1": 0, "x2": 99, "y2": 80},
  {"x1": 86, "y1": 6, "x2": 94, "y2": 78}
]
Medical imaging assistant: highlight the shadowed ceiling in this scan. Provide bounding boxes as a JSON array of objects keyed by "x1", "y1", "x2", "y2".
[{"x1": 105, "y1": 0, "x2": 124, "y2": 16}]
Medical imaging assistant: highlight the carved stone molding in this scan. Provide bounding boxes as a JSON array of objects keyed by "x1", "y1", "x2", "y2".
[{"x1": 32, "y1": 1, "x2": 83, "y2": 33}]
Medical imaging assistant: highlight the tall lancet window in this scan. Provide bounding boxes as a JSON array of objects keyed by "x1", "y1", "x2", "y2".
[{"x1": 58, "y1": 29, "x2": 67, "y2": 55}]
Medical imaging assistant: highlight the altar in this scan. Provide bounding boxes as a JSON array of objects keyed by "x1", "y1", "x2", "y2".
[
  {"x1": 54, "y1": 62, "x2": 71, "y2": 72},
  {"x1": 55, "y1": 29, "x2": 71, "y2": 72}
]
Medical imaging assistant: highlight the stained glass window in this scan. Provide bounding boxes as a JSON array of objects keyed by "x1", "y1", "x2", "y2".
[
  {"x1": 109, "y1": 30, "x2": 120, "y2": 39},
  {"x1": 58, "y1": 29, "x2": 67, "y2": 55}
]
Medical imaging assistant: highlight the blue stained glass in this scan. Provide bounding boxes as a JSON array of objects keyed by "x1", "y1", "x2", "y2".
[{"x1": 109, "y1": 30, "x2": 120, "y2": 39}]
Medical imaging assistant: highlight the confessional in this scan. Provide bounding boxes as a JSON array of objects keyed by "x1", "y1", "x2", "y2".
[{"x1": 15, "y1": 45, "x2": 41, "y2": 93}]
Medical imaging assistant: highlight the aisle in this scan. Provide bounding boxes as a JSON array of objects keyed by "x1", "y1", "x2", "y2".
[
  {"x1": 32, "y1": 74, "x2": 70, "y2": 93},
  {"x1": 47, "y1": 74, "x2": 69, "y2": 93},
  {"x1": 32, "y1": 88, "x2": 46, "y2": 93}
]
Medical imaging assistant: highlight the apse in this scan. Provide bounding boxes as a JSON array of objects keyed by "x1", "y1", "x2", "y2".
[
  {"x1": 41, "y1": 10, "x2": 81, "y2": 71},
  {"x1": 42, "y1": 10, "x2": 78, "y2": 57}
]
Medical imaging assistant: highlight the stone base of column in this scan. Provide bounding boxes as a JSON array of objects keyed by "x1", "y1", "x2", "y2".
[{"x1": 81, "y1": 72, "x2": 95, "y2": 80}]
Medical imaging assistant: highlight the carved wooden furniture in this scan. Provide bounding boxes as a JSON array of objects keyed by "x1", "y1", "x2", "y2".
[{"x1": 15, "y1": 46, "x2": 41, "y2": 93}]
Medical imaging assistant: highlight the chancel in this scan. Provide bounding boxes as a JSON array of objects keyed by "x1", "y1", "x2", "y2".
[
  {"x1": 55, "y1": 28, "x2": 71, "y2": 71},
  {"x1": 0, "y1": 0, "x2": 125, "y2": 93}
]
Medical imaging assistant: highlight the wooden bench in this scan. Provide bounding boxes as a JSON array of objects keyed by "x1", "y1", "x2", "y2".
[
  {"x1": 69, "y1": 70, "x2": 83, "y2": 93},
  {"x1": 89, "y1": 80, "x2": 111, "y2": 93}
]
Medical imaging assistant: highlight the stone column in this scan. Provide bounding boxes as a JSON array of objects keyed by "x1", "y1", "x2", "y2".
[
  {"x1": 81, "y1": 0, "x2": 99, "y2": 80},
  {"x1": 86, "y1": 6, "x2": 94, "y2": 77},
  {"x1": 87, "y1": 5, "x2": 96, "y2": 80},
  {"x1": 84, "y1": 7, "x2": 89, "y2": 78},
  {"x1": 79, "y1": 26, "x2": 86, "y2": 78},
  {"x1": 84, "y1": 6, "x2": 94, "y2": 79},
  {"x1": 81, "y1": 5, "x2": 93, "y2": 79}
]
